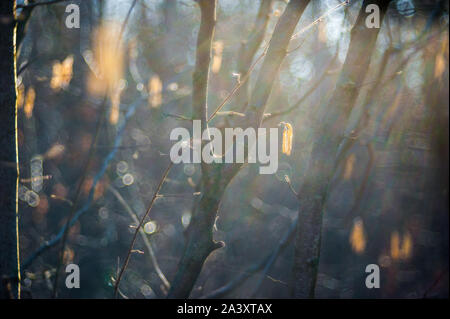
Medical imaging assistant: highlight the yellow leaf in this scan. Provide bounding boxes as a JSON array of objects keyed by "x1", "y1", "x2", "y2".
[
  {"x1": 390, "y1": 231, "x2": 401, "y2": 260},
  {"x1": 400, "y1": 231, "x2": 413, "y2": 260},
  {"x1": 88, "y1": 22, "x2": 124, "y2": 96},
  {"x1": 349, "y1": 217, "x2": 366, "y2": 254},
  {"x1": 211, "y1": 40, "x2": 223, "y2": 74},
  {"x1": 50, "y1": 55, "x2": 74, "y2": 91},
  {"x1": 282, "y1": 122, "x2": 293, "y2": 156},
  {"x1": 434, "y1": 36, "x2": 448, "y2": 79},
  {"x1": 391, "y1": 231, "x2": 413, "y2": 261},
  {"x1": 343, "y1": 153, "x2": 356, "y2": 180},
  {"x1": 17, "y1": 82, "x2": 25, "y2": 109},
  {"x1": 24, "y1": 87, "x2": 36, "y2": 119},
  {"x1": 109, "y1": 88, "x2": 121, "y2": 125},
  {"x1": 434, "y1": 53, "x2": 445, "y2": 79},
  {"x1": 148, "y1": 75, "x2": 162, "y2": 108},
  {"x1": 44, "y1": 143, "x2": 65, "y2": 159},
  {"x1": 63, "y1": 247, "x2": 75, "y2": 264}
]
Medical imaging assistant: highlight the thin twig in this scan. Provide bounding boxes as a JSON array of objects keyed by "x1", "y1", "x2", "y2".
[
  {"x1": 156, "y1": 192, "x2": 201, "y2": 198},
  {"x1": 20, "y1": 175, "x2": 52, "y2": 183},
  {"x1": 423, "y1": 270, "x2": 447, "y2": 298},
  {"x1": 208, "y1": 47, "x2": 268, "y2": 123},
  {"x1": 116, "y1": 0, "x2": 138, "y2": 53},
  {"x1": 162, "y1": 112, "x2": 193, "y2": 121},
  {"x1": 283, "y1": 175, "x2": 299, "y2": 198},
  {"x1": 234, "y1": 0, "x2": 273, "y2": 112},
  {"x1": 215, "y1": 111, "x2": 245, "y2": 117},
  {"x1": 169, "y1": 0, "x2": 348, "y2": 125},
  {"x1": 290, "y1": 0, "x2": 349, "y2": 40},
  {"x1": 113, "y1": 161, "x2": 173, "y2": 298},
  {"x1": 17, "y1": 57, "x2": 39, "y2": 76},
  {"x1": 264, "y1": 44, "x2": 340, "y2": 121},
  {"x1": 107, "y1": 185, "x2": 170, "y2": 291}
]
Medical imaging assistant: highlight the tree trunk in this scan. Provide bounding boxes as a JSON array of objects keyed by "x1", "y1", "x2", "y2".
[
  {"x1": 167, "y1": 170, "x2": 227, "y2": 298},
  {"x1": 292, "y1": 0, "x2": 390, "y2": 298},
  {"x1": 248, "y1": 0, "x2": 310, "y2": 129},
  {"x1": 168, "y1": 0, "x2": 311, "y2": 298},
  {"x1": 0, "y1": 0, "x2": 20, "y2": 299},
  {"x1": 423, "y1": 17, "x2": 449, "y2": 297},
  {"x1": 167, "y1": 0, "x2": 218, "y2": 299}
]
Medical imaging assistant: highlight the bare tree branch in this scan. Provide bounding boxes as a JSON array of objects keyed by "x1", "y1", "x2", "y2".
[
  {"x1": 192, "y1": 0, "x2": 216, "y2": 126},
  {"x1": 234, "y1": 0, "x2": 273, "y2": 112},
  {"x1": 167, "y1": 0, "x2": 220, "y2": 299},
  {"x1": 113, "y1": 161, "x2": 173, "y2": 298},
  {"x1": 264, "y1": 45, "x2": 340, "y2": 121},
  {"x1": 208, "y1": 49, "x2": 267, "y2": 122},
  {"x1": 245, "y1": 0, "x2": 311, "y2": 129},
  {"x1": 107, "y1": 185, "x2": 170, "y2": 292}
]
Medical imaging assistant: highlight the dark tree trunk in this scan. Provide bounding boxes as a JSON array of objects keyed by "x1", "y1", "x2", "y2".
[
  {"x1": 292, "y1": 0, "x2": 391, "y2": 298},
  {"x1": 167, "y1": 170, "x2": 227, "y2": 298},
  {"x1": 0, "y1": 0, "x2": 20, "y2": 299},
  {"x1": 248, "y1": 0, "x2": 310, "y2": 129},
  {"x1": 168, "y1": 0, "x2": 311, "y2": 298},
  {"x1": 167, "y1": 0, "x2": 218, "y2": 299},
  {"x1": 423, "y1": 18, "x2": 449, "y2": 297}
]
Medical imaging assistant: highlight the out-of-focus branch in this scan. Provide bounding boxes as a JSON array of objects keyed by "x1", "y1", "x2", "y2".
[
  {"x1": 378, "y1": 28, "x2": 445, "y2": 85},
  {"x1": 343, "y1": 143, "x2": 376, "y2": 226},
  {"x1": 164, "y1": 110, "x2": 246, "y2": 122},
  {"x1": 333, "y1": 44, "x2": 393, "y2": 175},
  {"x1": 292, "y1": 0, "x2": 391, "y2": 299},
  {"x1": 264, "y1": 45, "x2": 340, "y2": 121},
  {"x1": 283, "y1": 175, "x2": 299, "y2": 198},
  {"x1": 17, "y1": 0, "x2": 70, "y2": 9},
  {"x1": 163, "y1": 112, "x2": 193, "y2": 121},
  {"x1": 16, "y1": 0, "x2": 35, "y2": 47},
  {"x1": 200, "y1": 218, "x2": 297, "y2": 299},
  {"x1": 235, "y1": 0, "x2": 273, "y2": 112},
  {"x1": 264, "y1": 3, "x2": 350, "y2": 122},
  {"x1": 51, "y1": 93, "x2": 108, "y2": 299},
  {"x1": 332, "y1": 25, "x2": 446, "y2": 187},
  {"x1": 210, "y1": 0, "x2": 348, "y2": 123},
  {"x1": 21, "y1": 96, "x2": 147, "y2": 271},
  {"x1": 52, "y1": 0, "x2": 138, "y2": 298}
]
